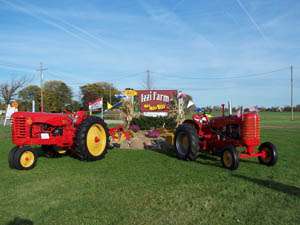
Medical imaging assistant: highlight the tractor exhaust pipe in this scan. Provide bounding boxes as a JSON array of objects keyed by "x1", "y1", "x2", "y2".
[
  {"x1": 221, "y1": 104, "x2": 225, "y2": 117},
  {"x1": 228, "y1": 101, "x2": 232, "y2": 116}
]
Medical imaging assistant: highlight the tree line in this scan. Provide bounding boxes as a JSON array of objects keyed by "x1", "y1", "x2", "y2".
[
  {"x1": 0, "y1": 77, "x2": 120, "y2": 112},
  {"x1": 0, "y1": 77, "x2": 299, "y2": 113}
]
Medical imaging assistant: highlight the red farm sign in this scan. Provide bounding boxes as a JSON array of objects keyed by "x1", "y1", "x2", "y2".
[{"x1": 136, "y1": 90, "x2": 177, "y2": 115}]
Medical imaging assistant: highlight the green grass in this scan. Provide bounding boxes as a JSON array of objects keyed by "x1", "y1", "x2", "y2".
[{"x1": 0, "y1": 112, "x2": 299, "y2": 225}]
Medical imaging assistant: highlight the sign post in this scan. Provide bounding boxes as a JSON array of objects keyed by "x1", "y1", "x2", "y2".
[{"x1": 4, "y1": 102, "x2": 18, "y2": 126}]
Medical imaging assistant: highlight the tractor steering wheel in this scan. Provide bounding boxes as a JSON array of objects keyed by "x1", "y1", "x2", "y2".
[{"x1": 193, "y1": 114, "x2": 209, "y2": 125}]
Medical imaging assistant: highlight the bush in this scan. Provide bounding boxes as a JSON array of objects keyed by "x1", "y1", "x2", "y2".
[{"x1": 131, "y1": 116, "x2": 177, "y2": 130}]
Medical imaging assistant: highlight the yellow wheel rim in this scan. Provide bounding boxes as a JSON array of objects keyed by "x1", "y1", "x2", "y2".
[
  {"x1": 20, "y1": 151, "x2": 35, "y2": 168},
  {"x1": 223, "y1": 151, "x2": 232, "y2": 167},
  {"x1": 86, "y1": 124, "x2": 107, "y2": 157}
]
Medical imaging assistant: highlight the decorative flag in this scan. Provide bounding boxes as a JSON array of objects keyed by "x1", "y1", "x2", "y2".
[
  {"x1": 114, "y1": 94, "x2": 126, "y2": 99},
  {"x1": 177, "y1": 91, "x2": 187, "y2": 98},
  {"x1": 187, "y1": 100, "x2": 195, "y2": 108},
  {"x1": 107, "y1": 102, "x2": 113, "y2": 110}
]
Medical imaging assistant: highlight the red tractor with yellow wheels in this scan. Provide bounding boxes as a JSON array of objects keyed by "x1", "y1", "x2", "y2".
[
  {"x1": 174, "y1": 109, "x2": 278, "y2": 170},
  {"x1": 9, "y1": 111, "x2": 109, "y2": 170}
]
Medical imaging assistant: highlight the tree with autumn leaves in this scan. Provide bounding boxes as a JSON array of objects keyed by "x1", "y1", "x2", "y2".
[{"x1": 80, "y1": 82, "x2": 120, "y2": 109}]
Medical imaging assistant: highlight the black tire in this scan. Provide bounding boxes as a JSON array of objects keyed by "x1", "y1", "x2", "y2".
[
  {"x1": 221, "y1": 146, "x2": 239, "y2": 170},
  {"x1": 9, "y1": 146, "x2": 37, "y2": 170},
  {"x1": 41, "y1": 145, "x2": 62, "y2": 158},
  {"x1": 8, "y1": 146, "x2": 19, "y2": 169},
  {"x1": 74, "y1": 116, "x2": 109, "y2": 161},
  {"x1": 174, "y1": 124, "x2": 199, "y2": 161},
  {"x1": 258, "y1": 142, "x2": 278, "y2": 166}
]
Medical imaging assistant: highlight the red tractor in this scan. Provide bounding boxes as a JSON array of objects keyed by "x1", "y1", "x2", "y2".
[
  {"x1": 9, "y1": 111, "x2": 109, "y2": 170},
  {"x1": 174, "y1": 108, "x2": 278, "y2": 170}
]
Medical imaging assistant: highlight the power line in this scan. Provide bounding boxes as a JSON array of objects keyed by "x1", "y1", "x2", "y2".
[
  {"x1": 152, "y1": 67, "x2": 289, "y2": 80},
  {"x1": 0, "y1": 61, "x2": 35, "y2": 72},
  {"x1": 0, "y1": 0, "x2": 110, "y2": 51},
  {"x1": 19, "y1": 1, "x2": 115, "y2": 50}
]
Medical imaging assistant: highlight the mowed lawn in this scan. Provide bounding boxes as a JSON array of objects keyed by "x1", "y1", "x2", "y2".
[{"x1": 0, "y1": 112, "x2": 299, "y2": 225}]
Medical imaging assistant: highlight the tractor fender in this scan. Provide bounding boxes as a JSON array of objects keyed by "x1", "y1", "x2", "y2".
[{"x1": 182, "y1": 119, "x2": 201, "y2": 132}]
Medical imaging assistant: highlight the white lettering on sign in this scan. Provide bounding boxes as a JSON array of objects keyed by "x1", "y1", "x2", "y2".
[
  {"x1": 41, "y1": 133, "x2": 50, "y2": 139},
  {"x1": 141, "y1": 91, "x2": 170, "y2": 103}
]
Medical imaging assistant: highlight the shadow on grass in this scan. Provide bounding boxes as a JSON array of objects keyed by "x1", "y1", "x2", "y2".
[
  {"x1": 148, "y1": 147, "x2": 223, "y2": 168},
  {"x1": 195, "y1": 154, "x2": 223, "y2": 168},
  {"x1": 232, "y1": 174, "x2": 300, "y2": 197},
  {"x1": 33, "y1": 147, "x2": 66, "y2": 159},
  {"x1": 240, "y1": 159, "x2": 260, "y2": 165},
  {"x1": 6, "y1": 217, "x2": 33, "y2": 225},
  {"x1": 148, "y1": 147, "x2": 177, "y2": 159}
]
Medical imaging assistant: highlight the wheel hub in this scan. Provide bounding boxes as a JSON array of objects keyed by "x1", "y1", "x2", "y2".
[
  {"x1": 223, "y1": 151, "x2": 233, "y2": 167},
  {"x1": 20, "y1": 151, "x2": 35, "y2": 168},
  {"x1": 86, "y1": 124, "x2": 107, "y2": 156}
]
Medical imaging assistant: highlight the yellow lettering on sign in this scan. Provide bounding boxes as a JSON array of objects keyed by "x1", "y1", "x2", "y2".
[{"x1": 124, "y1": 90, "x2": 137, "y2": 97}]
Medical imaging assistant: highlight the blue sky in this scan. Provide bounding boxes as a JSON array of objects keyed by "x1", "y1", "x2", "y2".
[{"x1": 0, "y1": 0, "x2": 299, "y2": 107}]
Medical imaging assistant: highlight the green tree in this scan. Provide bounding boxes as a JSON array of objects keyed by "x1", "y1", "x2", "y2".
[
  {"x1": 18, "y1": 85, "x2": 41, "y2": 112},
  {"x1": 80, "y1": 82, "x2": 120, "y2": 109},
  {"x1": 44, "y1": 80, "x2": 72, "y2": 112},
  {"x1": 70, "y1": 100, "x2": 82, "y2": 111}
]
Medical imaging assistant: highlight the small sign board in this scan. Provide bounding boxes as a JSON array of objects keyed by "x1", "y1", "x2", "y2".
[
  {"x1": 88, "y1": 98, "x2": 103, "y2": 111},
  {"x1": 143, "y1": 112, "x2": 168, "y2": 117}
]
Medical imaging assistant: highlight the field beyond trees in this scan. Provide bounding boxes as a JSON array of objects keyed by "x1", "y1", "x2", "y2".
[{"x1": 0, "y1": 112, "x2": 299, "y2": 225}]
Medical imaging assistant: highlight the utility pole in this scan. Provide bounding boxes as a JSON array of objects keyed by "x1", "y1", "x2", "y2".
[
  {"x1": 37, "y1": 62, "x2": 47, "y2": 112},
  {"x1": 109, "y1": 83, "x2": 112, "y2": 103},
  {"x1": 291, "y1": 65, "x2": 294, "y2": 121},
  {"x1": 146, "y1": 70, "x2": 151, "y2": 90}
]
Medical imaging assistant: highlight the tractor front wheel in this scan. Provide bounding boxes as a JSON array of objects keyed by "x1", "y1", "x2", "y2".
[
  {"x1": 8, "y1": 146, "x2": 37, "y2": 170},
  {"x1": 174, "y1": 124, "x2": 199, "y2": 161},
  {"x1": 74, "y1": 116, "x2": 109, "y2": 161},
  {"x1": 221, "y1": 146, "x2": 239, "y2": 170},
  {"x1": 258, "y1": 142, "x2": 278, "y2": 166}
]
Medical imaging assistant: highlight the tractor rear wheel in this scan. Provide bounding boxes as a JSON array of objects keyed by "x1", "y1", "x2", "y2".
[
  {"x1": 74, "y1": 116, "x2": 109, "y2": 161},
  {"x1": 258, "y1": 142, "x2": 278, "y2": 166},
  {"x1": 221, "y1": 146, "x2": 239, "y2": 170},
  {"x1": 8, "y1": 146, "x2": 37, "y2": 170},
  {"x1": 174, "y1": 124, "x2": 199, "y2": 161}
]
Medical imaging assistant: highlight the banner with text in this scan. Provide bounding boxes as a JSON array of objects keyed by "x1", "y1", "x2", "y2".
[{"x1": 136, "y1": 90, "x2": 177, "y2": 117}]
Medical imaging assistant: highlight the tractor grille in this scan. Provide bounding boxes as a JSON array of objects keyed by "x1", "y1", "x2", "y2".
[
  {"x1": 241, "y1": 113, "x2": 260, "y2": 145},
  {"x1": 12, "y1": 116, "x2": 26, "y2": 138}
]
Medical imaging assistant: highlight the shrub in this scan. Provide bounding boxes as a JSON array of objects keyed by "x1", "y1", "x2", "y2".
[{"x1": 131, "y1": 116, "x2": 177, "y2": 130}]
